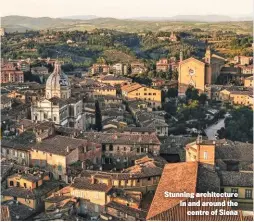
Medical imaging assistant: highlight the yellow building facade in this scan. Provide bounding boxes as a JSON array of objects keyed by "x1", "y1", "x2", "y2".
[
  {"x1": 219, "y1": 89, "x2": 253, "y2": 109},
  {"x1": 121, "y1": 83, "x2": 161, "y2": 107},
  {"x1": 244, "y1": 76, "x2": 253, "y2": 87},
  {"x1": 178, "y1": 47, "x2": 225, "y2": 96},
  {"x1": 185, "y1": 139, "x2": 216, "y2": 166},
  {"x1": 94, "y1": 86, "x2": 117, "y2": 96}
]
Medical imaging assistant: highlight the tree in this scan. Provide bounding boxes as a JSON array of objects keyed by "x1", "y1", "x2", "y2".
[
  {"x1": 185, "y1": 86, "x2": 199, "y2": 101},
  {"x1": 61, "y1": 63, "x2": 74, "y2": 72},
  {"x1": 167, "y1": 88, "x2": 178, "y2": 98},
  {"x1": 172, "y1": 70, "x2": 179, "y2": 80},
  {"x1": 199, "y1": 93, "x2": 207, "y2": 105},
  {"x1": 95, "y1": 100, "x2": 102, "y2": 132},
  {"x1": 164, "y1": 100, "x2": 177, "y2": 116},
  {"x1": 217, "y1": 107, "x2": 253, "y2": 142}
]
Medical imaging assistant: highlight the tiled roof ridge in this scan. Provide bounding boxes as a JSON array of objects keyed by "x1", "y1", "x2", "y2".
[{"x1": 147, "y1": 161, "x2": 199, "y2": 219}]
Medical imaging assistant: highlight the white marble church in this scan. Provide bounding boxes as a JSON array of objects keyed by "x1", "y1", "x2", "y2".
[{"x1": 31, "y1": 62, "x2": 85, "y2": 129}]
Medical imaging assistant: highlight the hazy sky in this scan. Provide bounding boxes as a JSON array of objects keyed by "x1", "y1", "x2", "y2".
[{"x1": 1, "y1": 0, "x2": 253, "y2": 18}]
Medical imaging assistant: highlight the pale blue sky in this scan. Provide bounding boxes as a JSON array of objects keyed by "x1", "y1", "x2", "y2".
[{"x1": 1, "y1": 0, "x2": 253, "y2": 18}]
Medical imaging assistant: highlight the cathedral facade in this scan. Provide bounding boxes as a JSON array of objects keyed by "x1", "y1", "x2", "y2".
[
  {"x1": 31, "y1": 62, "x2": 85, "y2": 129},
  {"x1": 178, "y1": 47, "x2": 225, "y2": 96}
]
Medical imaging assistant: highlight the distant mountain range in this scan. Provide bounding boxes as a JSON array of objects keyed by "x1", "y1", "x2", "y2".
[
  {"x1": 129, "y1": 14, "x2": 253, "y2": 22},
  {"x1": 1, "y1": 15, "x2": 252, "y2": 33},
  {"x1": 59, "y1": 14, "x2": 253, "y2": 22},
  {"x1": 60, "y1": 15, "x2": 99, "y2": 20}
]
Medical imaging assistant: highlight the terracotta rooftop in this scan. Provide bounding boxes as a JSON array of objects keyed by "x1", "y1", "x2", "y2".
[
  {"x1": 106, "y1": 201, "x2": 147, "y2": 220},
  {"x1": 31, "y1": 135, "x2": 95, "y2": 156},
  {"x1": 8, "y1": 173, "x2": 44, "y2": 183},
  {"x1": 80, "y1": 132, "x2": 160, "y2": 145},
  {"x1": 219, "y1": 171, "x2": 253, "y2": 187},
  {"x1": 123, "y1": 127, "x2": 156, "y2": 133},
  {"x1": 215, "y1": 140, "x2": 253, "y2": 163},
  {"x1": 1, "y1": 200, "x2": 35, "y2": 221},
  {"x1": 101, "y1": 75, "x2": 131, "y2": 81},
  {"x1": 2, "y1": 181, "x2": 64, "y2": 199},
  {"x1": 71, "y1": 177, "x2": 112, "y2": 192},
  {"x1": 121, "y1": 83, "x2": 143, "y2": 93},
  {"x1": 147, "y1": 162, "x2": 198, "y2": 220},
  {"x1": 147, "y1": 162, "x2": 221, "y2": 220}
]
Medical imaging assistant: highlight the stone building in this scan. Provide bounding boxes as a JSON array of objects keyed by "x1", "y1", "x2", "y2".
[
  {"x1": 31, "y1": 62, "x2": 85, "y2": 129},
  {"x1": 80, "y1": 132, "x2": 161, "y2": 169},
  {"x1": 178, "y1": 46, "x2": 225, "y2": 96},
  {"x1": 1, "y1": 63, "x2": 24, "y2": 84}
]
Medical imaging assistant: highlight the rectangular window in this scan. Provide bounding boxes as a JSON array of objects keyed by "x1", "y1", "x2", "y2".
[
  {"x1": 231, "y1": 188, "x2": 238, "y2": 194},
  {"x1": 9, "y1": 181, "x2": 14, "y2": 186},
  {"x1": 245, "y1": 189, "x2": 252, "y2": 199},
  {"x1": 17, "y1": 182, "x2": 20, "y2": 187},
  {"x1": 204, "y1": 151, "x2": 208, "y2": 160},
  {"x1": 24, "y1": 183, "x2": 27, "y2": 188}
]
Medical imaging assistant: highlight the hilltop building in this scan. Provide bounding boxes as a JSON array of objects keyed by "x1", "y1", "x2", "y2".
[{"x1": 1, "y1": 63, "x2": 24, "y2": 84}]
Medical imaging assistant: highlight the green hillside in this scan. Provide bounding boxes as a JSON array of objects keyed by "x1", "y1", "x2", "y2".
[{"x1": 1, "y1": 16, "x2": 253, "y2": 34}]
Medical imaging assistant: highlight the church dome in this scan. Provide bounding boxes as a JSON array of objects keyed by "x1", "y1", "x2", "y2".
[{"x1": 45, "y1": 62, "x2": 71, "y2": 99}]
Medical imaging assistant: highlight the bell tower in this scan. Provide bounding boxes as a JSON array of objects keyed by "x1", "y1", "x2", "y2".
[
  {"x1": 180, "y1": 50, "x2": 183, "y2": 62},
  {"x1": 205, "y1": 46, "x2": 211, "y2": 64}
]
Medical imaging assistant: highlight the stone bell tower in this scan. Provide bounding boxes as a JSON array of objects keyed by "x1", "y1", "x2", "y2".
[{"x1": 205, "y1": 45, "x2": 211, "y2": 64}]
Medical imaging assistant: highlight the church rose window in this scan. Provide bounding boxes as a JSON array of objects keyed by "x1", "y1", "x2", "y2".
[{"x1": 189, "y1": 69, "x2": 195, "y2": 76}]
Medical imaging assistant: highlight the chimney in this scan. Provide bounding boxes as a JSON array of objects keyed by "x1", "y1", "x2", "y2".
[
  {"x1": 66, "y1": 146, "x2": 70, "y2": 153},
  {"x1": 196, "y1": 135, "x2": 202, "y2": 144}
]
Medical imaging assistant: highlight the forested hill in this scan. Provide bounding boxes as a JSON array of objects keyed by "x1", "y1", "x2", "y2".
[{"x1": 1, "y1": 15, "x2": 253, "y2": 34}]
